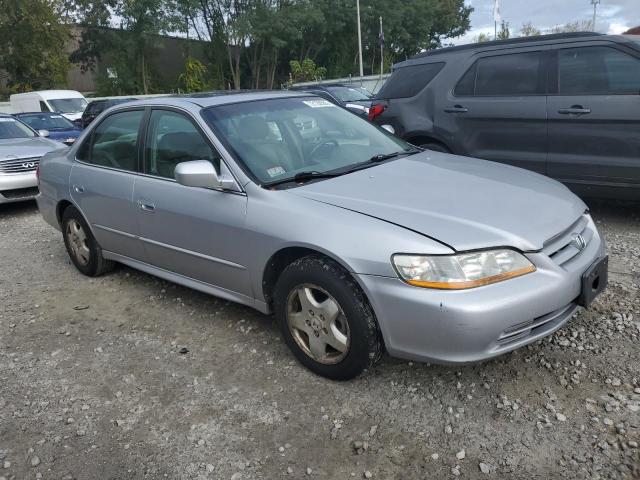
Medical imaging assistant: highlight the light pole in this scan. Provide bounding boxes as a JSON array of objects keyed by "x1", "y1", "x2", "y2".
[
  {"x1": 356, "y1": 0, "x2": 364, "y2": 81},
  {"x1": 591, "y1": 0, "x2": 601, "y2": 31}
]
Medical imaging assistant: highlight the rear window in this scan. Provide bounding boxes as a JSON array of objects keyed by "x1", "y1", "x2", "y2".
[{"x1": 376, "y1": 62, "x2": 445, "y2": 99}]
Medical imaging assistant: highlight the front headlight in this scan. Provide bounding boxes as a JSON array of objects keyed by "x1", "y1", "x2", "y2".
[{"x1": 392, "y1": 249, "x2": 536, "y2": 290}]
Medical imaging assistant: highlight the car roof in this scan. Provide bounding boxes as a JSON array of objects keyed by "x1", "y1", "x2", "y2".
[
  {"x1": 118, "y1": 90, "x2": 310, "y2": 109},
  {"x1": 395, "y1": 32, "x2": 631, "y2": 68},
  {"x1": 11, "y1": 90, "x2": 85, "y2": 99}
]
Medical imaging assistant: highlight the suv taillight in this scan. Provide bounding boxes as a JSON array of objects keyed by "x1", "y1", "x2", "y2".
[{"x1": 368, "y1": 103, "x2": 385, "y2": 122}]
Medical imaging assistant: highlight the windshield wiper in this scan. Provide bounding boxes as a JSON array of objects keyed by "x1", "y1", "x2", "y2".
[
  {"x1": 366, "y1": 148, "x2": 420, "y2": 164},
  {"x1": 266, "y1": 170, "x2": 344, "y2": 187}
]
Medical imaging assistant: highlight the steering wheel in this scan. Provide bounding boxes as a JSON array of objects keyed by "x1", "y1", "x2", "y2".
[{"x1": 307, "y1": 139, "x2": 339, "y2": 162}]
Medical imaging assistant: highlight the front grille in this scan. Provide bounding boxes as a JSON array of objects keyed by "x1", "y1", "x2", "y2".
[
  {"x1": 1, "y1": 187, "x2": 39, "y2": 199},
  {"x1": 496, "y1": 302, "x2": 577, "y2": 348},
  {"x1": 0, "y1": 156, "x2": 41, "y2": 174},
  {"x1": 543, "y1": 214, "x2": 593, "y2": 266}
]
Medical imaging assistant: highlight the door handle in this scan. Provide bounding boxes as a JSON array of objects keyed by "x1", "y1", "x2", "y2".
[
  {"x1": 558, "y1": 106, "x2": 591, "y2": 115},
  {"x1": 444, "y1": 105, "x2": 469, "y2": 114},
  {"x1": 72, "y1": 184, "x2": 85, "y2": 193},
  {"x1": 137, "y1": 200, "x2": 155, "y2": 212}
]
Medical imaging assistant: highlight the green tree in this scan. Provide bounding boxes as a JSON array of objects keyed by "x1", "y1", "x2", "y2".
[
  {"x1": 520, "y1": 22, "x2": 541, "y2": 37},
  {"x1": 475, "y1": 32, "x2": 491, "y2": 43},
  {"x1": 71, "y1": 0, "x2": 181, "y2": 94},
  {"x1": 177, "y1": 57, "x2": 209, "y2": 92},
  {"x1": 0, "y1": 0, "x2": 70, "y2": 93},
  {"x1": 288, "y1": 58, "x2": 326, "y2": 84},
  {"x1": 496, "y1": 20, "x2": 510, "y2": 40}
]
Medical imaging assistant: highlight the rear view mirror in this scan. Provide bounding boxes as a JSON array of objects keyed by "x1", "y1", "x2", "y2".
[
  {"x1": 174, "y1": 160, "x2": 239, "y2": 191},
  {"x1": 38, "y1": 129, "x2": 50, "y2": 138},
  {"x1": 381, "y1": 124, "x2": 395, "y2": 135}
]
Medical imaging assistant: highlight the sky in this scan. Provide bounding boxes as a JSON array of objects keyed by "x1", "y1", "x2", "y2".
[{"x1": 455, "y1": 0, "x2": 640, "y2": 44}]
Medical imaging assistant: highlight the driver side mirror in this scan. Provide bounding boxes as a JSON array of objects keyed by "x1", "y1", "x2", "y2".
[
  {"x1": 38, "y1": 129, "x2": 50, "y2": 138},
  {"x1": 174, "y1": 160, "x2": 239, "y2": 191}
]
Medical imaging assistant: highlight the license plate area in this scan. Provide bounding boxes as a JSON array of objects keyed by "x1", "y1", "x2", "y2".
[{"x1": 578, "y1": 255, "x2": 608, "y2": 307}]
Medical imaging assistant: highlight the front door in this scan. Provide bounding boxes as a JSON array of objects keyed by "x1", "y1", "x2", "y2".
[
  {"x1": 547, "y1": 43, "x2": 640, "y2": 192},
  {"x1": 70, "y1": 108, "x2": 145, "y2": 258},
  {"x1": 134, "y1": 108, "x2": 251, "y2": 298},
  {"x1": 438, "y1": 47, "x2": 550, "y2": 174}
]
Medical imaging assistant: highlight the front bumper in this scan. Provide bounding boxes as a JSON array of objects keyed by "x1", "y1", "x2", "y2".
[
  {"x1": 0, "y1": 172, "x2": 38, "y2": 204},
  {"x1": 357, "y1": 216, "x2": 606, "y2": 365}
]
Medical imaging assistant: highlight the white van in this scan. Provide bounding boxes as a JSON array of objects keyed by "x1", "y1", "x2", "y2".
[{"x1": 10, "y1": 90, "x2": 88, "y2": 122}]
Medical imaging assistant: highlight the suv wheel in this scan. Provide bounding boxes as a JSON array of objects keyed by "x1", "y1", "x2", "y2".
[{"x1": 273, "y1": 255, "x2": 383, "y2": 380}]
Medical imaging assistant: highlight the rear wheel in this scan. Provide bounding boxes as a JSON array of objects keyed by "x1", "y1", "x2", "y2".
[
  {"x1": 61, "y1": 206, "x2": 114, "y2": 277},
  {"x1": 273, "y1": 255, "x2": 383, "y2": 380}
]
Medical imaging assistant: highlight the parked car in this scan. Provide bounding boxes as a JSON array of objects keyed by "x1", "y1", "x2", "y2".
[
  {"x1": 0, "y1": 114, "x2": 65, "y2": 204},
  {"x1": 37, "y1": 92, "x2": 607, "y2": 380},
  {"x1": 14, "y1": 112, "x2": 82, "y2": 145},
  {"x1": 80, "y1": 98, "x2": 137, "y2": 129},
  {"x1": 370, "y1": 32, "x2": 640, "y2": 200},
  {"x1": 10, "y1": 90, "x2": 88, "y2": 123},
  {"x1": 289, "y1": 83, "x2": 373, "y2": 117}
]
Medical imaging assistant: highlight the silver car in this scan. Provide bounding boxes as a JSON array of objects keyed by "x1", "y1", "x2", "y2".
[
  {"x1": 0, "y1": 114, "x2": 65, "y2": 204},
  {"x1": 37, "y1": 92, "x2": 608, "y2": 380}
]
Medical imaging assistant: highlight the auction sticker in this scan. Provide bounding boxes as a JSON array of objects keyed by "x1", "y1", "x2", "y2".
[
  {"x1": 302, "y1": 99, "x2": 334, "y2": 108},
  {"x1": 266, "y1": 166, "x2": 286, "y2": 177}
]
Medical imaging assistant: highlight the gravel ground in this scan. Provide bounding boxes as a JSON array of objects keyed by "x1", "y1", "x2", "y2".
[{"x1": 0, "y1": 199, "x2": 639, "y2": 480}]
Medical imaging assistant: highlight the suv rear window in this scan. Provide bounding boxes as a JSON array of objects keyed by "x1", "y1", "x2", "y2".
[
  {"x1": 376, "y1": 62, "x2": 444, "y2": 99},
  {"x1": 455, "y1": 52, "x2": 545, "y2": 96}
]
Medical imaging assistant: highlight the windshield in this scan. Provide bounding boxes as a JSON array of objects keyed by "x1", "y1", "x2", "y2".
[
  {"x1": 0, "y1": 117, "x2": 36, "y2": 140},
  {"x1": 202, "y1": 96, "x2": 412, "y2": 186},
  {"x1": 326, "y1": 86, "x2": 373, "y2": 102},
  {"x1": 48, "y1": 98, "x2": 88, "y2": 114},
  {"x1": 18, "y1": 113, "x2": 74, "y2": 131}
]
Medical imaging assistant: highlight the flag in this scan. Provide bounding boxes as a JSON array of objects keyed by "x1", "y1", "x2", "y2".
[
  {"x1": 378, "y1": 17, "x2": 385, "y2": 48},
  {"x1": 493, "y1": 0, "x2": 501, "y2": 23}
]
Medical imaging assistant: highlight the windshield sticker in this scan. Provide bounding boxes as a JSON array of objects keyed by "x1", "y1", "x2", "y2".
[
  {"x1": 266, "y1": 166, "x2": 286, "y2": 178},
  {"x1": 302, "y1": 99, "x2": 334, "y2": 108}
]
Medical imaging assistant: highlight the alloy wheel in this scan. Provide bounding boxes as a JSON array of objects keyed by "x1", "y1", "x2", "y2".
[
  {"x1": 286, "y1": 284, "x2": 350, "y2": 365},
  {"x1": 66, "y1": 219, "x2": 90, "y2": 266}
]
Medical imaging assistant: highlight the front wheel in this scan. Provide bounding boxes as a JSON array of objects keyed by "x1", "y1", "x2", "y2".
[{"x1": 273, "y1": 255, "x2": 383, "y2": 380}]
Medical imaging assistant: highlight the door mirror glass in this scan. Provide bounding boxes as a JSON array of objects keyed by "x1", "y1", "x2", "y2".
[{"x1": 38, "y1": 129, "x2": 50, "y2": 138}]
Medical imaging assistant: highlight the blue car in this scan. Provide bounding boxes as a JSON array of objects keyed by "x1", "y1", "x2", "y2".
[{"x1": 14, "y1": 112, "x2": 82, "y2": 145}]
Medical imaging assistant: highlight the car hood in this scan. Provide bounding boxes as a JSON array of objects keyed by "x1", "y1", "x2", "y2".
[
  {"x1": 288, "y1": 152, "x2": 586, "y2": 252},
  {"x1": 0, "y1": 137, "x2": 65, "y2": 158}
]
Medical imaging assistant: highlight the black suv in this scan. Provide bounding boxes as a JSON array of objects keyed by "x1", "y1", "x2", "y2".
[
  {"x1": 370, "y1": 33, "x2": 640, "y2": 199},
  {"x1": 80, "y1": 98, "x2": 137, "y2": 129}
]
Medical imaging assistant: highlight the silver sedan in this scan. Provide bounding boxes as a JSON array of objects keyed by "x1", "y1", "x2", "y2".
[{"x1": 37, "y1": 92, "x2": 608, "y2": 380}]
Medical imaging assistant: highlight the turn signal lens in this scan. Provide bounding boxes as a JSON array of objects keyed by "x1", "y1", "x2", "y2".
[
  {"x1": 392, "y1": 250, "x2": 536, "y2": 290},
  {"x1": 368, "y1": 103, "x2": 385, "y2": 121}
]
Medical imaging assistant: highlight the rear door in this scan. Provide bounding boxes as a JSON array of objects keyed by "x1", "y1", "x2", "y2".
[
  {"x1": 70, "y1": 108, "x2": 145, "y2": 258},
  {"x1": 134, "y1": 107, "x2": 251, "y2": 297},
  {"x1": 547, "y1": 42, "x2": 640, "y2": 191},
  {"x1": 439, "y1": 47, "x2": 550, "y2": 174}
]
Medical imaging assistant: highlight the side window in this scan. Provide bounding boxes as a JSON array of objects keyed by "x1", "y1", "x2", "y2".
[
  {"x1": 77, "y1": 110, "x2": 143, "y2": 171},
  {"x1": 39, "y1": 101, "x2": 50, "y2": 112},
  {"x1": 475, "y1": 52, "x2": 544, "y2": 96},
  {"x1": 558, "y1": 46, "x2": 640, "y2": 95},
  {"x1": 456, "y1": 52, "x2": 544, "y2": 96},
  {"x1": 145, "y1": 110, "x2": 220, "y2": 179}
]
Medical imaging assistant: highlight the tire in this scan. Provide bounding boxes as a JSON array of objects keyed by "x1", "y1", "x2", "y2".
[
  {"x1": 420, "y1": 142, "x2": 450, "y2": 153},
  {"x1": 61, "y1": 205, "x2": 115, "y2": 277},
  {"x1": 273, "y1": 255, "x2": 383, "y2": 380}
]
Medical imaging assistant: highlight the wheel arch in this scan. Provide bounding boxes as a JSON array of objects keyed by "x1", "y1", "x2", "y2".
[{"x1": 261, "y1": 245, "x2": 358, "y2": 311}]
